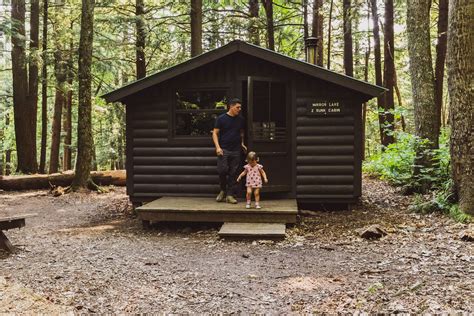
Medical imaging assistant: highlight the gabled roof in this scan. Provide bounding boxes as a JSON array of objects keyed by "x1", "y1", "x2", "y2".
[{"x1": 102, "y1": 40, "x2": 385, "y2": 103}]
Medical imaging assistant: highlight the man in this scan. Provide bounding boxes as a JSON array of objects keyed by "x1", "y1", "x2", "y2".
[{"x1": 212, "y1": 98, "x2": 247, "y2": 204}]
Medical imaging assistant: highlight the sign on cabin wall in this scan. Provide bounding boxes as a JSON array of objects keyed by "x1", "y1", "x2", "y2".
[{"x1": 307, "y1": 101, "x2": 345, "y2": 115}]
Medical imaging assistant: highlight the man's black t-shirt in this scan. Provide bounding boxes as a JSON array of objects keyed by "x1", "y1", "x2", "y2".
[{"x1": 215, "y1": 113, "x2": 245, "y2": 151}]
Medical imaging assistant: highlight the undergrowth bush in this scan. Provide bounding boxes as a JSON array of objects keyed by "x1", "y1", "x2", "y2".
[{"x1": 364, "y1": 129, "x2": 471, "y2": 222}]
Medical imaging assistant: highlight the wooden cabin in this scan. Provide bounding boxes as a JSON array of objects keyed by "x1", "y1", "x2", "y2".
[{"x1": 102, "y1": 40, "x2": 384, "y2": 210}]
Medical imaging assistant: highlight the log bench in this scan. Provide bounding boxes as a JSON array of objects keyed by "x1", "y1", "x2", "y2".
[{"x1": 0, "y1": 214, "x2": 37, "y2": 252}]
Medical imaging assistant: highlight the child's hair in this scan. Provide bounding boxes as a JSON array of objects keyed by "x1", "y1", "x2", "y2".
[{"x1": 246, "y1": 151, "x2": 259, "y2": 162}]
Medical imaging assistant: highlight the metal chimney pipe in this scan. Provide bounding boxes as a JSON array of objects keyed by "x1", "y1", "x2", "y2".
[{"x1": 305, "y1": 37, "x2": 319, "y2": 65}]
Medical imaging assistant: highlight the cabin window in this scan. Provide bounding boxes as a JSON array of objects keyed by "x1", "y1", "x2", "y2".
[{"x1": 175, "y1": 90, "x2": 227, "y2": 137}]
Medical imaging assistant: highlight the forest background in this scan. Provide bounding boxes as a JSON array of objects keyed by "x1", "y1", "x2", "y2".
[{"x1": 0, "y1": 0, "x2": 472, "y2": 216}]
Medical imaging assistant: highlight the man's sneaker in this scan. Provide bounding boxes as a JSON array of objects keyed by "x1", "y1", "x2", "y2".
[
  {"x1": 216, "y1": 191, "x2": 226, "y2": 202},
  {"x1": 255, "y1": 204, "x2": 261, "y2": 209},
  {"x1": 246, "y1": 203, "x2": 251, "y2": 209},
  {"x1": 226, "y1": 195, "x2": 238, "y2": 204}
]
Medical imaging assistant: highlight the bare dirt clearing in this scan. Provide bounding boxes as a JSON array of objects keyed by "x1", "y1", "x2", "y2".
[{"x1": 0, "y1": 177, "x2": 472, "y2": 313}]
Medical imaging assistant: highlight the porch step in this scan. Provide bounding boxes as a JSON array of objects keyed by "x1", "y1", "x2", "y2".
[
  {"x1": 136, "y1": 197, "x2": 298, "y2": 224},
  {"x1": 219, "y1": 222, "x2": 286, "y2": 238}
]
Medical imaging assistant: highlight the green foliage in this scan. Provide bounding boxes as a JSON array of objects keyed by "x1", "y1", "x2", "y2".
[
  {"x1": 410, "y1": 181, "x2": 472, "y2": 223},
  {"x1": 364, "y1": 129, "x2": 470, "y2": 222},
  {"x1": 364, "y1": 131, "x2": 417, "y2": 186},
  {"x1": 364, "y1": 130, "x2": 451, "y2": 189}
]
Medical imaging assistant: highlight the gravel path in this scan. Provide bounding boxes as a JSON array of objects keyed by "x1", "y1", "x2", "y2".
[{"x1": 0, "y1": 178, "x2": 472, "y2": 313}]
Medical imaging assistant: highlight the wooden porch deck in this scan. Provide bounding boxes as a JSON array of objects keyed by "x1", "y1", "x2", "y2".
[{"x1": 136, "y1": 197, "x2": 298, "y2": 224}]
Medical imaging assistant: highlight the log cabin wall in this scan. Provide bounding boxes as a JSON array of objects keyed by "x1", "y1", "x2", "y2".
[
  {"x1": 123, "y1": 51, "x2": 366, "y2": 206},
  {"x1": 125, "y1": 55, "x2": 239, "y2": 204},
  {"x1": 293, "y1": 73, "x2": 365, "y2": 203}
]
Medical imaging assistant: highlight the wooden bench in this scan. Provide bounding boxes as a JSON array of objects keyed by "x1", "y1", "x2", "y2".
[{"x1": 0, "y1": 214, "x2": 37, "y2": 252}]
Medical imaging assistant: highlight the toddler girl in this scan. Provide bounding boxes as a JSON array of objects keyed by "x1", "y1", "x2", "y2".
[{"x1": 237, "y1": 151, "x2": 268, "y2": 209}]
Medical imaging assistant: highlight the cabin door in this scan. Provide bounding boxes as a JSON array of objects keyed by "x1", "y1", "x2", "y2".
[{"x1": 243, "y1": 76, "x2": 291, "y2": 192}]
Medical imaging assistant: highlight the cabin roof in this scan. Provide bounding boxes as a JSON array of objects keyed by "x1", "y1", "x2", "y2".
[{"x1": 102, "y1": 40, "x2": 386, "y2": 103}]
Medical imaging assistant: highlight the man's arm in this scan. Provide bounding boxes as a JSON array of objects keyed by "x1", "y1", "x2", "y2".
[
  {"x1": 212, "y1": 128, "x2": 223, "y2": 156},
  {"x1": 240, "y1": 129, "x2": 247, "y2": 153}
]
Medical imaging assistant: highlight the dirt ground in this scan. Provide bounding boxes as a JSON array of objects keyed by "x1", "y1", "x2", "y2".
[{"x1": 0, "y1": 177, "x2": 472, "y2": 313}]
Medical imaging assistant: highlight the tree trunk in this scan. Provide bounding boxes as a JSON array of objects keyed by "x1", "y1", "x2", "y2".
[
  {"x1": 71, "y1": 0, "x2": 95, "y2": 190},
  {"x1": 369, "y1": 0, "x2": 385, "y2": 145},
  {"x1": 49, "y1": 50, "x2": 67, "y2": 174},
  {"x1": 312, "y1": 0, "x2": 324, "y2": 66},
  {"x1": 447, "y1": 0, "x2": 474, "y2": 215},
  {"x1": 135, "y1": 0, "x2": 146, "y2": 79},
  {"x1": 11, "y1": 0, "x2": 38, "y2": 174},
  {"x1": 63, "y1": 40, "x2": 73, "y2": 171},
  {"x1": 190, "y1": 0, "x2": 202, "y2": 57},
  {"x1": 28, "y1": 0, "x2": 40, "y2": 162},
  {"x1": 343, "y1": 0, "x2": 353, "y2": 76},
  {"x1": 0, "y1": 170, "x2": 126, "y2": 191},
  {"x1": 39, "y1": 0, "x2": 48, "y2": 174},
  {"x1": 434, "y1": 0, "x2": 448, "y2": 137},
  {"x1": 362, "y1": 4, "x2": 371, "y2": 160},
  {"x1": 5, "y1": 113, "x2": 11, "y2": 176},
  {"x1": 261, "y1": 0, "x2": 275, "y2": 50},
  {"x1": 407, "y1": 0, "x2": 438, "y2": 180},
  {"x1": 327, "y1": 0, "x2": 334, "y2": 69},
  {"x1": 249, "y1": 0, "x2": 260, "y2": 45},
  {"x1": 383, "y1": 0, "x2": 395, "y2": 146}
]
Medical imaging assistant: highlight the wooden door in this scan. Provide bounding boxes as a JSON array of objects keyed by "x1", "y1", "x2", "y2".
[{"x1": 244, "y1": 76, "x2": 291, "y2": 192}]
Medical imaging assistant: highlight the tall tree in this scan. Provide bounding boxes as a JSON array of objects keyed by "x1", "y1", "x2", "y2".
[
  {"x1": 434, "y1": 0, "x2": 448, "y2": 135},
  {"x1": 190, "y1": 0, "x2": 202, "y2": 57},
  {"x1": 261, "y1": 0, "x2": 275, "y2": 50},
  {"x1": 312, "y1": 0, "x2": 324, "y2": 66},
  {"x1": 71, "y1": 0, "x2": 95, "y2": 190},
  {"x1": 11, "y1": 0, "x2": 38, "y2": 173},
  {"x1": 369, "y1": 0, "x2": 385, "y2": 144},
  {"x1": 28, "y1": 0, "x2": 40, "y2": 161},
  {"x1": 407, "y1": 0, "x2": 438, "y2": 178},
  {"x1": 63, "y1": 43, "x2": 73, "y2": 171},
  {"x1": 49, "y1": 49, "x2": 67, "y2": 174},
  {"x1": 383, "y1": 0, "x2": 396, "y2": 146},
  {"x1": 447, "y1": 0, "x2": 473, "y2": 215},
  {"x1": 249, "y1": 0, "x2": 260, "y2": 45},
  {"x1": 135, "y1": 0, "x2": 146, "y2": 79},
  {"x1": 327, "y1": 0, "x2": 334, "y2": 68},
  {"x1": 343, "y1": 0, "x2": 353, "y2": 76},
  {"x1": 39, "y1": 0, "x2": 48, "y2": 174}
]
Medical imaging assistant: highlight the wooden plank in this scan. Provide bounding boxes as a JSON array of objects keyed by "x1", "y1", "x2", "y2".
[
  {"x1": 133, "y1": 147, "x2": 215, "y2": 156},
  {"x1": 296, "y1": 116, "x2": 354, "y2": 126},
  {"x1": 134, "y1": 184, "x2": 220, "y2": 194},
  {"x1": 139, "y1": 211, "x2": 296, "y2": 224},
  {"x1": 133, "y1": 156, "x2": 216, "y2": 165},
  {"x1": 296, "y1": 126, "x2": 354, "y2": 135},
  {"x1": 132, "y1": 129, "x2": 168, "y2": 138},
  {"x1": 219, "y1": 222, "x2": 286, "y2": 237},
  {"x1": 296, "y1": 135, "x2": 354, "y2": 145},
  {"x1": 296, "y1": 155, "x2": 354, "y2": 165},
  {"x1": 296, "y1": 175, "x2": 354, "y2": 184},
  {"x1": 296, "y1": 145, "x2": 354, "y2": 155},
  {"x1": 0, "y1": 213, "x2": 37, "y2": 222},
  {"x1": 296, "y1": 184, "x2": 354, "y2": 194},
  {"x1": 133, "y1": 165, "x2": 217, "y2": 175},
  {"x1": 138, "y1": 197, "x2": 298, "y2": 214},
  {"x1": 133, "y1": 174, "x2": 218, "y2": 184},
  {"x1": 296, "y1": 165, "x2": 354, "y2": 175}
]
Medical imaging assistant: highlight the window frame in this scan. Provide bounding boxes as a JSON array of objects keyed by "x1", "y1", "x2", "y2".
[{"x1": 172, "y1": 86, "x2": 231, "y2": 140}]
